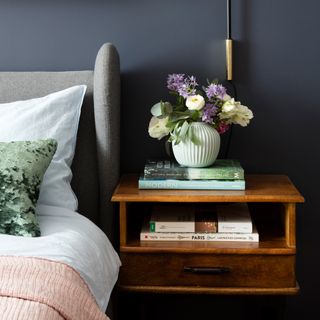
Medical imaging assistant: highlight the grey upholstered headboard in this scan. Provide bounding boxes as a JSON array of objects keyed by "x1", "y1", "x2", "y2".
[{"x1": 0, "y1": 43, "x2": 120, "y2": 240}]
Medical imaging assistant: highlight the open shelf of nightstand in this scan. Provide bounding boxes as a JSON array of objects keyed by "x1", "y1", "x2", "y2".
[{"x1": 112, "y1": 174, "x2": 304, "y2": 295}]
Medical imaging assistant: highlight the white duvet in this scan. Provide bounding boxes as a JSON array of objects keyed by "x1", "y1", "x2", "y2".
[{"x1": 0, "y1": 204, "x2": 121, "y2": 311}]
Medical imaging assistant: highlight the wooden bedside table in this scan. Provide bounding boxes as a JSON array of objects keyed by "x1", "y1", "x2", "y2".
[{"x1": 111, "y1": 174, "x2": 304, "y2": 295}]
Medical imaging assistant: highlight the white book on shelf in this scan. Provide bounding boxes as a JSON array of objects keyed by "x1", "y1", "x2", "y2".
[
  {"x1": 217, "y1": 203, "x2": 253, "y2": 233},
  {"x1": 150, "y1": 205, "x2": 195, "y2": 233}
]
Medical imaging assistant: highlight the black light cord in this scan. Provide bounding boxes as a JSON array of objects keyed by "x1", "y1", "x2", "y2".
[
  {"x1": 224, "y1": 79, "x2": 237, "y2": 159},
  {"x1": 227, "y1": 0, "x2": 232, "y2": 39},
  {"x1": 224, "y1": 0, "x2": 237, "y2": 159},
  {"x1": 227, "y1": 79, "x2": 237, "y2": 100}
]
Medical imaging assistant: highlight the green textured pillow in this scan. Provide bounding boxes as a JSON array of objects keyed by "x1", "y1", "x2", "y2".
[{"x1": 0, "y1": 139, "x2": 57, "y2": 237}]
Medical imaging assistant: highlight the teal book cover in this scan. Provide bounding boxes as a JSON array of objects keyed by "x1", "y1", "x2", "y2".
[
  {"x1": 144, "y1": 159, "x2": 244, "y2": 180},
  {"x1": 138, "y1": 176, "x2": 245, "y2": 190}
]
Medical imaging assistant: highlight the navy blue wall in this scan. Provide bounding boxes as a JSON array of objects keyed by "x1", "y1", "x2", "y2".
[{"x1": 1, "y1": 0, "x2": 319, "y2": 318}]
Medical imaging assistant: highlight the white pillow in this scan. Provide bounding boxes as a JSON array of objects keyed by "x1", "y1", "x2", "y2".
[{"x1": 0, "y1": 85, "x2": 86, "y2": 211}]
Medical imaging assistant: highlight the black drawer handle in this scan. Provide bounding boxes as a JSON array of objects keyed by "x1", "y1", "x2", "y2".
[{"x1": 184, "y1": 266, "x2": 231, "y2": 274}]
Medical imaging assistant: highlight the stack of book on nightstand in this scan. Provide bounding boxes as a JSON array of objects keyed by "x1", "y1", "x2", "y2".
[
  {"x1": 138, "y1": 159, "x2": 245, "y2": 190},
  {"x1": 140, "y1": 203, "x2": 259, "y2": 242}
]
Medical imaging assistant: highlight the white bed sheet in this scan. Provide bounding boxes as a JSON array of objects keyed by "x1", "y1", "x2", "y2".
[{"x1": 0, "y1": 204, "x2": 121, "y2": 311}]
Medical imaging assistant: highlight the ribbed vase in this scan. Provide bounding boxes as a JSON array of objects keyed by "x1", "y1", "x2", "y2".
[{"x1": 172, "y1": 122, "x2": 220, "y2": 168}]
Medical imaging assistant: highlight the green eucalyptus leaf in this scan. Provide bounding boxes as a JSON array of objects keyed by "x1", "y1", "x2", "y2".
[
  {"x1": 161, "y1": 102, "x2": 173, "y2": 115},
  {"x1": 170, "y1": 115, "x2": 190, "y2": 122},
  {"x1": 172, "y1": 111, "x2": 190, "y2": 116},
  {"x1": 188, "y1": 125, "x2": 193, "y2": 139},
  {"x1": 151, "y1": 101, "x2": 173, "y2": 117},
  {"x1": 169, "y1": 132, "x2": 177, "y2": 144},
  {"x1": 188, "y1": 126, "x2": 200, "y2": 145},
  {"x1": 170, "y1": 120, "x2": 190, "y2": 145},
  {"x1": 170, "y1": 110, "x2": 193, "y2": 122},
  {"x1": 177, "y1": 96, "x2": 184, "y2": 106},
  {"x1": 165, "y1": 121, "x2": 176, "y2": 131},
  {"x1": 170, "y1": 122, "x2": 181, "y2": 144},
  {"x1": 174, "y1": 104, "x2": 187, "y2": 112},
  {"x1": 190, "y1": 110, "x2": 201, "y2": 121},
  {"x1": 150, "y1": 102, "x2": 162, "y2": 117},
  {"x1": 179, "y1": 121, "x2": 189, "y2": 142},
  {"x1": 174, "y1": 136, "x2": 181, "y2": 145}
]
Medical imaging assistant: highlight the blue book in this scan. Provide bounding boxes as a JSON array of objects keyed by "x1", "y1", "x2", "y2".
[{"x1": 138, "y1": 177, "x2": 245, "y2": 190}]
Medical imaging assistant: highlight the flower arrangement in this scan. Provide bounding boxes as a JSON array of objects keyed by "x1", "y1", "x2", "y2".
[{"x1": 148, "y1": 74, "x2": 253, "y2": 144}]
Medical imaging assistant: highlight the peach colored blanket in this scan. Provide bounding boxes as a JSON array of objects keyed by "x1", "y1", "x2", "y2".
[{"x1": 0, "y1": 256, "x2": 110, "y2": 320}]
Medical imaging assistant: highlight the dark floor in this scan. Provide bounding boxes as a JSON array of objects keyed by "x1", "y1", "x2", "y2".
[{"x1": 113, "y1": 292, "x2": 286, "y2": 320}]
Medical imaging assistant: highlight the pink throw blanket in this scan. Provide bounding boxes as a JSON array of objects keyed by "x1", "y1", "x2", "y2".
[{"x1": 0, "y1": 256, "x2": 110, "y2": 320}]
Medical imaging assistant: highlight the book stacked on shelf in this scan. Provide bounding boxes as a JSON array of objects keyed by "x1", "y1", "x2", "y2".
[
  {"x1": 140, "y1": 203, "x2": 259, "y2": 242},
  {"x1": 138, "y1": 159, "x2": 245, "y2": 190}
]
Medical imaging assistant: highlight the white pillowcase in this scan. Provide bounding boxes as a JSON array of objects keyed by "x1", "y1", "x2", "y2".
[{"x1": 0, "y1": 85, "x2": 86, "y2": 211}]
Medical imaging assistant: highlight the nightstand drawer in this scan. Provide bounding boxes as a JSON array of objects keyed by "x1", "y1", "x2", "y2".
[{"x1": 119, "y1": 252, "x2": 296, "y2": 289}]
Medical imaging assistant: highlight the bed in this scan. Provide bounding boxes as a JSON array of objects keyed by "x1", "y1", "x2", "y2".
[{"x1": 0, "y1": 43, "x2": 121, "y2": 319}]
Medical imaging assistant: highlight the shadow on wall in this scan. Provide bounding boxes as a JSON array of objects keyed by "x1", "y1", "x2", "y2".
[
  {"x1": 234, "y1": 0, "x2": 253, "y2": 86},
  {"x1": 120, "y1": 69, "x2": 168, "y2": 174}
]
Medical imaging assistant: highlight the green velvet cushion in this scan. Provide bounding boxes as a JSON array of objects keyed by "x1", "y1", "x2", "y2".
[{"x1": 0, "y1": 139, "x2": 57, "y2": 237}]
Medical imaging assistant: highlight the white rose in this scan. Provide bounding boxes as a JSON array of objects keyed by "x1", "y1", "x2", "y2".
[
  {"x1": 148, "y1": 116, "x2": 170, "y2": 140},
  {"x1": 222, "y1": 94, "x2": 232, "y2": 101},
  {"x1": 185, "y1": 95, "x2": 205, "y2": 110},
  {"x1": 233, "y1": 105, "x2": 253, "y2": 126},
  {"x1": 222, "y1": 98, "x2": 237, "y2": 112},
  {"x1": 219, "y1": 100, "x2": 253, "y2": 127}
]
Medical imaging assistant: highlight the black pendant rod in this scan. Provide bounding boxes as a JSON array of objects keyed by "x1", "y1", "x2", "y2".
[{"x1": 227, "y1": 0, "x2": 231, "y2": 39}]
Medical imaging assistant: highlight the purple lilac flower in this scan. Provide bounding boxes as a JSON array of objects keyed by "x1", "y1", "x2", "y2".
[
  {"x1": 205, "y1": 84, "x2": 227, "y2": 100},
  {"x1": 177, "y1": 83, "x2": 189, "y2": 98},
  {"x1": 167, "y1": 74, "x2": 185, "y2": 92},
  {"x1": 178, "y1": 84, "x2": 194, "y2": 98},
  {"x1": 201, "y1": 104, "x2": 218, "y2": 124},
  {"x1": 179, "y1": 76, "x2": 198, "y2": 98},
  {"x1": 167, "y1": 74, "x2": 198, "y2": 98},
  {"x1": 188, "y1": 76, "x2": 198, "y2": 87}
]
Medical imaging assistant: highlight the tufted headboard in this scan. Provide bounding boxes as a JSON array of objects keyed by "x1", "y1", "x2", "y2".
[{"x1": 0, "y1": 43, "x2": 120, "y2": 240}]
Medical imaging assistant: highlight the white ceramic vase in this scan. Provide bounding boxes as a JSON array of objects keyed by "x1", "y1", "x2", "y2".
[{"x1": 172, "y1": 122, "x2": 220, "y2": 168}]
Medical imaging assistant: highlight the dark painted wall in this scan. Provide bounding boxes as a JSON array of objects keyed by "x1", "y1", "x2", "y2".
[{"x1": 1, "y1": 0, "x2": 319, "y2": 318}]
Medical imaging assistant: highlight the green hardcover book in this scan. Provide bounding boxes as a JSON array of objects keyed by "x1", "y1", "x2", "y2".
[{"x1": 143, "y1": 159, "x2": 244, "y2": 180}]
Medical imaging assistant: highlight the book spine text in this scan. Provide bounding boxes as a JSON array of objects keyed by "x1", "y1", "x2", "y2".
[
  {"x1": 139, "y1": 179, "x2": 245, "y2": 190},
  {"x1": 140, "y1": 232, "x2": 258, "y2": 242}
]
